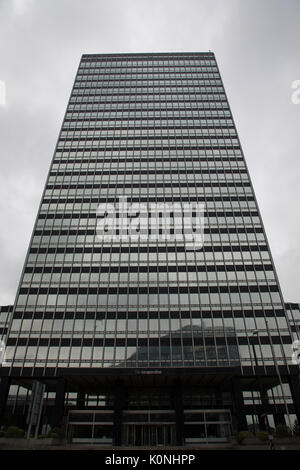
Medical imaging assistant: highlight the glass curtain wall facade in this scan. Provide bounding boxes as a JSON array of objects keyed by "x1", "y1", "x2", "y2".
[{"x1": 1, "y1": 52, "x2": 300, "y2": 446}]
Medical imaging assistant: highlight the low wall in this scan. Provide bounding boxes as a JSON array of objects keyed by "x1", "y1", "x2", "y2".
[
  {"x1": 0, "y1": 438, "x2": 65, "y2": 449},
  {"x1": 234, "y1": 437, "x2": 300, "y2": 450}
]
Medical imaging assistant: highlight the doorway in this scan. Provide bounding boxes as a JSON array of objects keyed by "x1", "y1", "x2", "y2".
[{"x1": 123, "y1": 424, "x2": 175, "y2": 446}]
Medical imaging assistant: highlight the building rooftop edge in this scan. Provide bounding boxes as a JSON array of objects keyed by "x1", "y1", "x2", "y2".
[{"x1": 81, "y1": 51, "x2": 215, "y2": 59}]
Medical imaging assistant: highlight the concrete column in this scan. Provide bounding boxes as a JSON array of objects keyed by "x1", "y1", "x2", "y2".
[
  {"x1": 50, "y1": 378, "x2": 66, "y2": 429},
  {"x1": 258, "y1": 388, "x2": 269, "y2": 432},
  {"x1": 0, "y1": 377, "x2": 11, "y2": 425},
  {"x1": 288, "y1": 375, "x2": 300, "y2": 425},
  {"x1": 172, "y1": 380, "x2": 184, "y2": 446},
  {"x1": 113, "y1": 381, "x2": 125, "y2": 446},
  {"x1": 232, "y1": 377, "x2": 248, "y2": 431}
]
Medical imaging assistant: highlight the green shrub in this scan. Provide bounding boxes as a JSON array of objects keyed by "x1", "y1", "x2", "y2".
[
  {"x1": 256, "y1": 431, "x2": 269, "y2": 441},
  {"x1": 4, "y1": 426, "x2": 25, "y2": 438},
  {"x1": 274, "y1": 424, "x2": 291, "y2": 438},
  {"x1": 47, "y1": 427, "x2": 65, "y2": 439},
  {"x1": 236, "y1": 431, "x2": 255, "y2": 444}
]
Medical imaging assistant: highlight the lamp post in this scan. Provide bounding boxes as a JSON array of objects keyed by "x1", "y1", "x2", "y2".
[{"x1": 265, "y1": 320, "x2": 293, "y2": 434}]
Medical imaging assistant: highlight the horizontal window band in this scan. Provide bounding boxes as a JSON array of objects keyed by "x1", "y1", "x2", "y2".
[
  {"x1": 24, "y1": 263, "x2": 273, "y2": 274},
  {"x1": 7, "y1": 335, "x2": 291, "y2": 348},
  {"x1": 67, "y1": 105, "x2": 229, "y2": 113},
  {"x1": 78, "y1": 66, "x2": 217, "y2": 72},
  {"x1": 61, "y1": 125, "x2": 233, "y2": 132},
  {"x1": 65, "y1": 110, "x2": 231, "y2": 116},
  {"x1": 62, "y1": 124, "x2": 235, "y2": 132},
  {"x1": 74, "y1": 79, "x2": 222, "y2": 84},
  {"x1": 7, "y1": 338, "x2": 230, "y2": 347},
  {"x1": 77, "y1": 70, "x2": 219, "y2": 75},
  {"x1": 81, "y1": 51, "x2": 214, "y2": 57},
  {"x1": 68, "y1": 102, "x2": 228, "y2": 108},
  {"x1": 41, "y1": 196, "x2": 255, "y2": 204},
  {"x1": 70, "y1": 95, "x2": 227, "y2": 102},
  {"x1": 73, "y1": 80, "x2": 223, "y2": 86},
  {"x1": 81, "y1": 53, "x2": 214, "y2": 58},
  {"x1": 53, "y1": 145, "x2": 239, "y2": 152},
  {"x1": 75, "y1": 77, "x2": 221, "y2": 82},
  {"x1": 58, "y1": 134, "x2": 232, "y2": 143},
  {"x1": 74, "y1": 83, "x2": 222, "y2": 89},
  {"x1": 44, "y1": 184, "x2": 249, "y2": 191},
  {"x1": 52, "y1": 158, "x2": 244, "y2": 164},
  {"x1": 80, "y1": 54, "x2": 214, "y2": 60},
  {"x1": 37, "y1": 210, "x2": 258, "y2": 220},
  {"x1": 67, "y1": 98, "x2": 227, "y2": 105},
  {"x1": 29, "y1": 245, "x2": 268, "y2": 254},
  {"x1": 71, "y1": 89, "x2": 225, "y2": 96},
  {"x1": 76, "y1": 65, "x2": 220, "y2": 71},
  {"x1": 67, "y1": 103, "x2": 230, "y2": 110},
  {"x1": 7, "y1": 338, "x2": 238, "y2": 347},
  {"x1": 74, "y1": 73, "x2": 219, "y2": 80},
  {"x1": 11, "y1": 308, "x2": 287, "y2": 320},
  {"x1": 69, "y1": 103, "x2": 228, "y2": 109},
  {"x1": 76, "y1": 66, "x2": 220, "y2": 70},
  {"x1": 46, "y1": 181, "x2": 249, "y2": 190},
  {"x1": 29, "y1": 244, "x2": 266, "y2": 254},
  {"x1": 79, "y1": 66, "x2": 216, "y2": 71},
  {"x1": 18, "y1": 284, "x2": 279, "y2": 296},
  {"x1": 49, "y1": 169, "x2": 246, "y2": 177},
  {"x1": 63, "y1": 118, "x2": 233, "y2": 124},
  {"x1": 33, "y1": 226, "x2": 263, "y2": 236}
]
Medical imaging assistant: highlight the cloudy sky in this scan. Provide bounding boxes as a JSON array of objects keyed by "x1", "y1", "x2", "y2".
[{"x1": 0, "y1": 0, "x2": 299, "y2": 306}]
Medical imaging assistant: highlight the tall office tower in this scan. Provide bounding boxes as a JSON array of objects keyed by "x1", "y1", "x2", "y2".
[{"x1": 0, "y1": 52, "x2": 299, "y2": 447}]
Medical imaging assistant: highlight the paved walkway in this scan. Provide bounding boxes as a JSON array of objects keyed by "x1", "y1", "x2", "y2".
[{"x1": 1, "y1": 441, "x2": 300, "y2": 450}]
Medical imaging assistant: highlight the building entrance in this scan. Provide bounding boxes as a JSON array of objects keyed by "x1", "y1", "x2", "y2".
[
  {"x1": 67, "y1": 408, "x2": 232, "y2": 446},
  {"x1": 123, "y1": 423, "x2": 175, "y2": 446}
]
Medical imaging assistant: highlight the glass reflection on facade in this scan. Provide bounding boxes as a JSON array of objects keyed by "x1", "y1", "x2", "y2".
[{"x1": 1, "y1": 53, "x2": 300, "y2": 446}]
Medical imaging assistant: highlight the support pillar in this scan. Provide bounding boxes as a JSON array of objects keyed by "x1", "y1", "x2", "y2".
[
  {"x1": 113, "y1": 381, "x2": 125, "y2": 446},
  {"x1": 258, "y1": 388, "x2": 269, "y2": 432},
  {"x1": 172, "y1": 380, "x2": 184, "y2": 446},
  {"x1": 50, "y1": 378, "x2": 66, "y2": 429},
  {"x1": 0, "y1": 377, "x2": 11, "y2": 426},
  {"x1": 258, "y1": 414, "x2": 266, "y2": 431},
  {"x1": 289, "y1": 375, "x2": 300, "y2": 425},
  {"x1": 76, "y1": 391, "x2": 85, "y2": 409},
  {"x1": 232, "y1": 377, "x2": 248, "y2": 432}
]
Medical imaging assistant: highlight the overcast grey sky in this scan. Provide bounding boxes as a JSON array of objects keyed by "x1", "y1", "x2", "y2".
[{"x1": 0, "y1": 0, "x2": 299, "y2": 306}]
